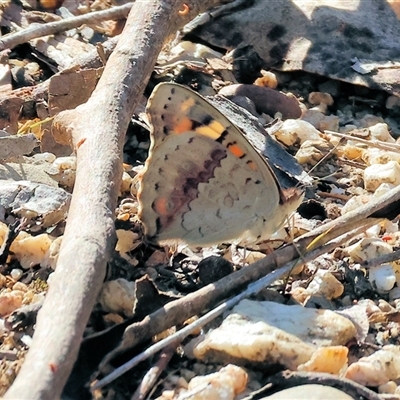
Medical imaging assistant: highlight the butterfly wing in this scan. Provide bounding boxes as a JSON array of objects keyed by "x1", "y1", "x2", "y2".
[{"x1": 138, "y1": 83, "x2": 299, "y2": 246}]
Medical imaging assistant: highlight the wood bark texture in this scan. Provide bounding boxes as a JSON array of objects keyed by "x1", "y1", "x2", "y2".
[{"x1": 4, "y1": 0, "x2": 227, "y2": 398}]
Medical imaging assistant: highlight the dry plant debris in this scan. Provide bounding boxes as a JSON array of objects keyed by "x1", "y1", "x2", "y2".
[{"x1": 0, "y1": 1, "x2": 399, "y2": 399}]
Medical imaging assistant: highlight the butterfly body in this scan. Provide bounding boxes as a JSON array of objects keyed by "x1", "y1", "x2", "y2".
[{"x1": 138, "y1": 83, "x2": 303, "y2": 246}]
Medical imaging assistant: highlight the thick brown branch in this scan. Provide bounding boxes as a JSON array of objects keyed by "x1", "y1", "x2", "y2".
[{"x1": 4, "y1": 0, "x2": 228, "y2": 399}]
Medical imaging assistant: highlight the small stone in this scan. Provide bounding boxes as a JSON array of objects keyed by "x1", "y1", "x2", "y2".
[
  {"x1": 386, "y1": 95, "x2": 400, "y2": 110},
  {"x1": 362, "y1": 148, "x2": 400, "y2": 165},
  {"x1": 359, "y1": 113, "x2": 385, "y2": 128},
  {"x1": 364, "y1": 161, "x2": 400, "y2": 191},
  {"x1": 255, "y1": 70, "x2": 278, "y2": 89},
  {"x1": 0, "y1": 290, "x2": 23, "y2": 316},
  {"x1": 275, "y1": 119, "x2": 321, "y2": 146},
  {"x1": 10, "y1": 269, "x2": 23, "y2": 281},
  {"x1": 12, "y1": 281, "x2": 27, "y2": 291},
  {"x1": 98, "y1": 278, "x2": 136, "y2": 317},
  {"x1": 318, "y1": 115, "x2": 339, "y2": 132},
  {"x1": 198, "y1": 256, "x2": 233, "y2": 285},
  {"x1": 345, "y1": 345, "x2": 400, "y2": 386},
  {"x1": 378, "y1": 381, "x2": 397, "y2": 394},
  {"x1": 369, "y1": 264, "x2": 396, "y2": 293},
  {"x1": 189, "y1": 300, "x2": 355, "y2": 370},
  {"x1": 295, "y1": 139, "x2": 333, "y2": 165},
  {"x1": 369, "y1": 123, "x2": 395, "y2": 142},
  {"x1": 261, "y1": 384, "x2": 354, "y2": 400},
  {"x1": 305, "y1": 269, "x2": 344, "y2": 300},
  {"x1": 186, "y1": 364, "x2": 248, "y2": 399}
]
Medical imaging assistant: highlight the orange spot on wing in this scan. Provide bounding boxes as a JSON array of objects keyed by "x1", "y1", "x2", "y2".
[
  {"x1": 174, "y1": 117, "x2": 193, "y2": 134},
  {"x1": 247, "y1": 160, "x2": 257, "y2": 171},
  {"x1": 228, "y1": 144, "x2": 245, "y2": 159},
  {"x1": 153, "y1": 197, "x2": 169, "y2": 216}
]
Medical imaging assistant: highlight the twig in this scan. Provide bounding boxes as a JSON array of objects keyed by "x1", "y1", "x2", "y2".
[
  {"x1": 0, "y1": 3, "x2": 133, "y2": 51},
  {"x1": 325, "y1": 130, "x2": 400, "y2": 152},
  {"x1": 130, "y1": 340, "x2": 180, "y2": 400},
  {"x1": 316, "y1": 190, "x2": 350, "y2": 201},
  {"x1": 4, "y1": 1, "x2": 228, "y2": 399},
  {"x1": 362, "y1": 249, "x2": 400, "y2": 269}
]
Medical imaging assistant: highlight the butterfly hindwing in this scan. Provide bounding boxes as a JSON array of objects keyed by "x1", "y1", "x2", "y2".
[{"x1": 138, "y1": 83, "x2": 292, "y2": 246}]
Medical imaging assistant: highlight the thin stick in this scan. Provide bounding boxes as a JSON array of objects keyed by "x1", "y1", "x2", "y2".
[
  {"x1": 130, "y1": 340, "x2": 180, "y2": 400},
  {"x1": 316, "y1": 190, "x2": 351, "y2": 201},
  {"x1": 0, "y1": 3, "x2": 133, "y2": 51},
  {"x1": 325, "y1": 130, "x2": 400, "y2": 152},
  {"x1": 362, "y1": 249, "x2": 400, "y2": 269}
]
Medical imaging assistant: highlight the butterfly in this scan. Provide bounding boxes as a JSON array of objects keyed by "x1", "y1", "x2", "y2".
[{"x1": 138, "y1": 83, "x2": 304, "y2": 246}]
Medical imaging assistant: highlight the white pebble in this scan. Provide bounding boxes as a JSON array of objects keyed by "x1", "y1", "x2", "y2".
[
  {"x1": 305, "y1": 269, "x2": 344, "y2": 300},
  {"x1": 31, "y1": 152, "x2": 56, "y2": 163},
  {"x1": 369, "y1": 123, "x2": 395, "y2": 143},
  {"x1": 365, "y1": 224, "x2": 381, "y2": 238},
  {"x1": 10, "y1": 268, "x2": 23, "y2": 280},
  {"x1": 362, "y1": 148, "x2": 400, "y2": 165},
  {"x1": 378, "y1": 381, "x2": 397, "y2": 394},
  {"x1": 364, "y1": 161, "x2": 400, "y2": 191},
  {"x1": 274, "y1": 119, "x2": 321, "y2": 146},
  {"x1": 369, "y1": 264, "x2": 396, "y2": 293},
  {"x1": 51, "y1": 156, "x2": 76, "y2": 171},
  {"x1": 20, "y1": 334, "x2": 33, "y2": 347}
]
